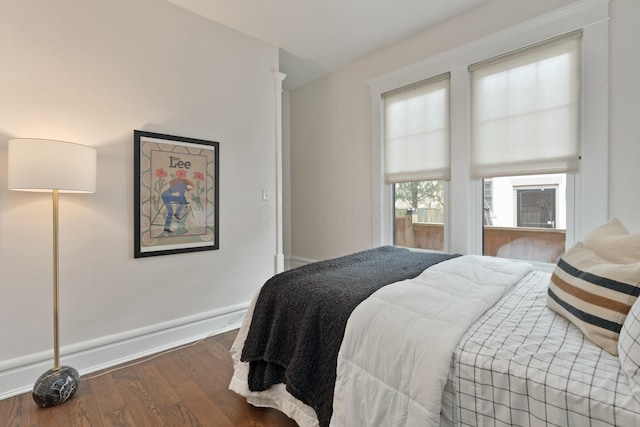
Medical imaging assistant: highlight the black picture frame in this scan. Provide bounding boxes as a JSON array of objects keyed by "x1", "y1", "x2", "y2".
[{"x1": 134, "y1": 130, "x2": 219, "y2": 257}]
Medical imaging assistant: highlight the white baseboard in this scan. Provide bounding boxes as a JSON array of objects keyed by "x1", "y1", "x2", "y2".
[
  {"x1": 287, "y1": 255, "x2": 317, "y2": 269},
  {"x1": 0, "y1": 303, "x2": 249, "y2": 401}
]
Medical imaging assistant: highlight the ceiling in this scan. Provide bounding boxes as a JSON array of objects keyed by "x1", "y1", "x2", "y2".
[{"x1": 167, "y1": 0, "x2": 488, "y2": 89}]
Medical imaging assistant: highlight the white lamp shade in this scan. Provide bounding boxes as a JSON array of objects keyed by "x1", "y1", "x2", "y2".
[{"x1": 8, "y1": 139, "x2": 96, "y2": 193}]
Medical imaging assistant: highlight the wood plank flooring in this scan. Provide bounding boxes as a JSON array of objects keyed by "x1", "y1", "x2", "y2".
[{"x1": 0, "y1": 329, "x2": 299, "y2": 427}]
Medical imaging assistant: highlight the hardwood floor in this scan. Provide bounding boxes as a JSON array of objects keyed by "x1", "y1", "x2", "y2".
[{"x1": 0, "y1": 330, "x2": 299, "y2": 427}]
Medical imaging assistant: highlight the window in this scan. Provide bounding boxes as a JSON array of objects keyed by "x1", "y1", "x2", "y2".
[
  {"x1": 393, "y1": 180, "x2": 444, "y2": 250},
  {"x1": 383, "y1": 74, "x2": 450, "y2": 250},
  {"x1": 483, "y1": 174, "x2": 566, "y2": 263},
  {"x1": 516, "y1": 187, "x2": 557, "y2": 228},
  {"x1": 471, "y1": 33, "x2": 580, "y2": 263},
  {"x1": 371, "y1": 0, "x2": 608, "y2": 264}
]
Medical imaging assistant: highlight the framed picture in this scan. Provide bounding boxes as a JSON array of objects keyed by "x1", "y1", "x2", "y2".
[{"x1": 134, "y1": 130, "x2": 219, "y2": 257}]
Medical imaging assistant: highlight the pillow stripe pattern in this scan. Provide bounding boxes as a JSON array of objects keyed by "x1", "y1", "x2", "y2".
[
  {"x1": 547, "y1": 243, "x2": 640, "y2": 355},
  {"x1": 552, "y1": 258, "x2": 638, "y2": 313},
  {"x1": 549, "y1": 261, "x2": 634, "y2": 333}
]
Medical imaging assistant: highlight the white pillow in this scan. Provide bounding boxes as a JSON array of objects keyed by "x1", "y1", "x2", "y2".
[
  {"x1": 583, "y1": 217, "x2": 640, "y2": 264},
  {"x1": 619, "y1": 298, "x2": 640, "y2": 403}
]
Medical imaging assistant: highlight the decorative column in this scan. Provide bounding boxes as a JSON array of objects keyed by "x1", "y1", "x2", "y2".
[{"x1": 273, "y1": 71, "x2": 286, "y2": 273}]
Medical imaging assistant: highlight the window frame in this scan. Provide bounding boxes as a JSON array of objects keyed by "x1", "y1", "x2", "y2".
[{"x1": 369, "y1": 0, "x2": 608, "y2": 267}]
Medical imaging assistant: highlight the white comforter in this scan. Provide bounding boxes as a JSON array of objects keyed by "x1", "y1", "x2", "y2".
[{"x1": 330, "y1": 255, "x2": 533, "y2": 427}]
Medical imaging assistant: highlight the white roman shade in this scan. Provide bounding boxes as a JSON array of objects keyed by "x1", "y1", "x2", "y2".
[
  {"x1": 470, "y1": 31, "x2": 581, "y2": 178},
  {"x1": 383, "y1": 73, "x2": 450, "y2": 183}
]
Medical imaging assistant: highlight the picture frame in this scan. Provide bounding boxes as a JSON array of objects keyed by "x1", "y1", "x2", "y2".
[{"x1": 134, "y1": 130, "x2": 219, "y2": 257}]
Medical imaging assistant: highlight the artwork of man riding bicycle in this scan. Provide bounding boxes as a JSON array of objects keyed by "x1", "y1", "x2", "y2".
[{"x1": 134, "y1": 130, "x2": 219, "y2": 257}]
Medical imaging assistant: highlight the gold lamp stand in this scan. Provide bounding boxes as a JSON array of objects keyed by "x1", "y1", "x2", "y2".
[{"x1": 31, "y1": 189, "x2": 80, "y2": 408}]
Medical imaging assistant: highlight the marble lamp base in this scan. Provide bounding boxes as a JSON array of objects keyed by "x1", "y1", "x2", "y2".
[{"x1": 32, "y1": 366, "x2": 79, "y2": 408}]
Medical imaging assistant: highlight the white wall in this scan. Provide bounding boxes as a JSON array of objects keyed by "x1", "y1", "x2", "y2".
[
  {"x1": 609, "y1": 0, "x2": 640, "y2": 231},
  {"x1": 290, "y1": 0, "x2": 640, "y2": 262},
  {"x1": 0, "y1": 0, "x2": 279, "y2": 397}
]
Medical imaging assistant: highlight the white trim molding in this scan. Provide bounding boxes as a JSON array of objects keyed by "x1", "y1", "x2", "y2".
[
  {"x1": 274, "y1": 70, "x2": 287, "y2": 274},
  {"x1": 0, "y1": 303, "x2": 249, "y2": 400},
  {"x1": 287, "y1": 255, "x2": 317, "y2": 269}
]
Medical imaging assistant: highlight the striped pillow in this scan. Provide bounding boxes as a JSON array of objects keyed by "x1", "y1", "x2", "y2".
[{"x1": 547, "y1": 242, "x2": 640, "y2": 355}]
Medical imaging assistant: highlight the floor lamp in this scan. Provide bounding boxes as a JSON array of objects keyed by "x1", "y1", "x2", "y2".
[{"x1": 7, "y1": 138, "x2": 96, "y2": 408}]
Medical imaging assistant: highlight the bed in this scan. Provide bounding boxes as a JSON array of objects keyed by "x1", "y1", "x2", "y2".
[{"x1": 229, "y1": 219, "x2": 640, "y2": 426}]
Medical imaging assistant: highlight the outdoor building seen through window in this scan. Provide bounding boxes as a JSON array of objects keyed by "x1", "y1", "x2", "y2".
[
  {"x1": 393, "y1": 180, "x2": 444, "y2": 250},
  {"x1": 482, "y1": 174, "x2": 566, "y2": 264}
]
